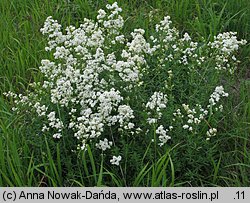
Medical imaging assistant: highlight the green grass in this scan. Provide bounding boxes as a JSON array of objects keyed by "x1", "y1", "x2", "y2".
[{"x1": 0, "y1": 0, "x2": 249, "y2": 186}]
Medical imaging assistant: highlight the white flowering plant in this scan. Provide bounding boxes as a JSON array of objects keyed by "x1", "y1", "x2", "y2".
[{"x1": 4, "y1": 2, "x2": 247, "y2": 185}]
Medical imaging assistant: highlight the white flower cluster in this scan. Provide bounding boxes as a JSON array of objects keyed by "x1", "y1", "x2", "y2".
[
  {"x1": 208, "y1": 32, "x2": 247, "y2": 72},
  {"x1": 145, "y1": 92, "x2": 171, "y2": 146},
  {"x1": 5, "y1": 2, "x2": 246, "y2": 166},
  {"x1": 38, "y1": 3, "x2": 143, "y2": 155},
  {"x1": 179, "y1": 33, "x2": 198, "y2": 65},
  {"x1": 173, "y1": 86, "x2": 228, "y2": 139},
  {"x1": 206, "y1": 128, "x2": 217, "y2": 141},
  {"x1": 40, "y1": 16, "x2": 65, "y2": 52},
  {"x1": 47, "y1": 111, "x2": 64, "y2": 135},
  {"x1": 156, "y1": 125, "x2": 171, "y2": 147},
  {"x1": 7, "y1": 3, "x2": 140, "y2": 164},
  {"x1": 103, "y1": 2, "x2": 124, "y2": 34},
  {"x1": 180, "y1": 104, "x2": 208, "y2": 132},
  {"x1": 146, "y1": 92, "x2": 168, "y2": 111},
  {"x1": 155, "y1": 16, "x2": 178, "y2": 45},
  {"x1": 153, "y1": 18, "x2": 201, "y2": 66},
  {"x1": 146, "y1": 92, "x2": 168, "y2": 124},
  {"x1": 96, "y1": 138, "x2": 113, "y2": 151},
  {"x1": 209, "y1": 32, "x2": 247, "y2": 56},
  {"x1": 208, "y1": 86, "x2": 229, "y2": 107}
]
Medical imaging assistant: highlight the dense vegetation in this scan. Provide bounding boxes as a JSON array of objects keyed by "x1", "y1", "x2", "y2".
[{"x1": 0, "y1": 0, "x2": 249, "y2": 186}]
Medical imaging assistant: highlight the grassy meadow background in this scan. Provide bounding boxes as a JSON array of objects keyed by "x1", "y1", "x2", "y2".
[{"x1": 0, "y1": 0, "x2": 249, "y2": 186}]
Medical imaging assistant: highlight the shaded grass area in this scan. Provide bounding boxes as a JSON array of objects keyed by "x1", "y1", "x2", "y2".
[{"x1": 0, "y1": 0, "x2": 249, "y2": 186}]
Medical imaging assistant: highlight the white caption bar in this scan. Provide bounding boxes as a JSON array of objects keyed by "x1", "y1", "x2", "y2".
[{"x1": 0, "y1": 188, "x2": 248, "y2": 203}]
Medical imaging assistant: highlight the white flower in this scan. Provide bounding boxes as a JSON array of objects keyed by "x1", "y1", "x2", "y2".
[
  {"x1": 206, "y1": 128, "x2": 217, "y2": 138},
  {"x1": 117, "y1": 105, "x2": 135, "y2": 127},
  {"x1": 97, "y1": 9, "x2": 106, "y2": 21},
  {"x1": 110, "y1": 155, "x2": 122, "y2": 166},
  {"x1": 182, "y1": 33, "x2": 191, "y2": 41},
  {"x1": 156, "y1": 125, "x2": 171, "y2": 146},
  {"x1": 34, "y1": 102, "x2": 47, "y2": 116},
  {"x1": 147, "y1": 118, "x2": 157, "y2": 125},
  {"x1": 53, "y1": 133, "x2": 62, "y2": 139},
  {"x1": 96, "y1": 138, "x2": 113, "y2": 151},
  {"x1": 42, "y1": 125, "x2": 49, "y2": 132},
  {"x1": 208, "y1": 32, "x2": 247, "y2": 72},
  {"x1": 47, "y1": 111, "x2": 64, "y2": 130},
  {"x1": 146, "y1": 92, "x2": 168, "y2": 113},
  {"x1": 127, "y1": 122, "x2": 135, "y2": 129},
  {"x1": 209, "y1": 86, "x2": 228, "y2": 106}
]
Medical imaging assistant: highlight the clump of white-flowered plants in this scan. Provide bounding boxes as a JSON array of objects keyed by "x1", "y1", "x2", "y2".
[{"x1": 4, "y1": 2, "x2": 246, "y2": 166}]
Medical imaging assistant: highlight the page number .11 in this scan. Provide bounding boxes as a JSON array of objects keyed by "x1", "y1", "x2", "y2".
[{"x1": 235, "y1": 191, "x2": 245, "y2": 200}]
